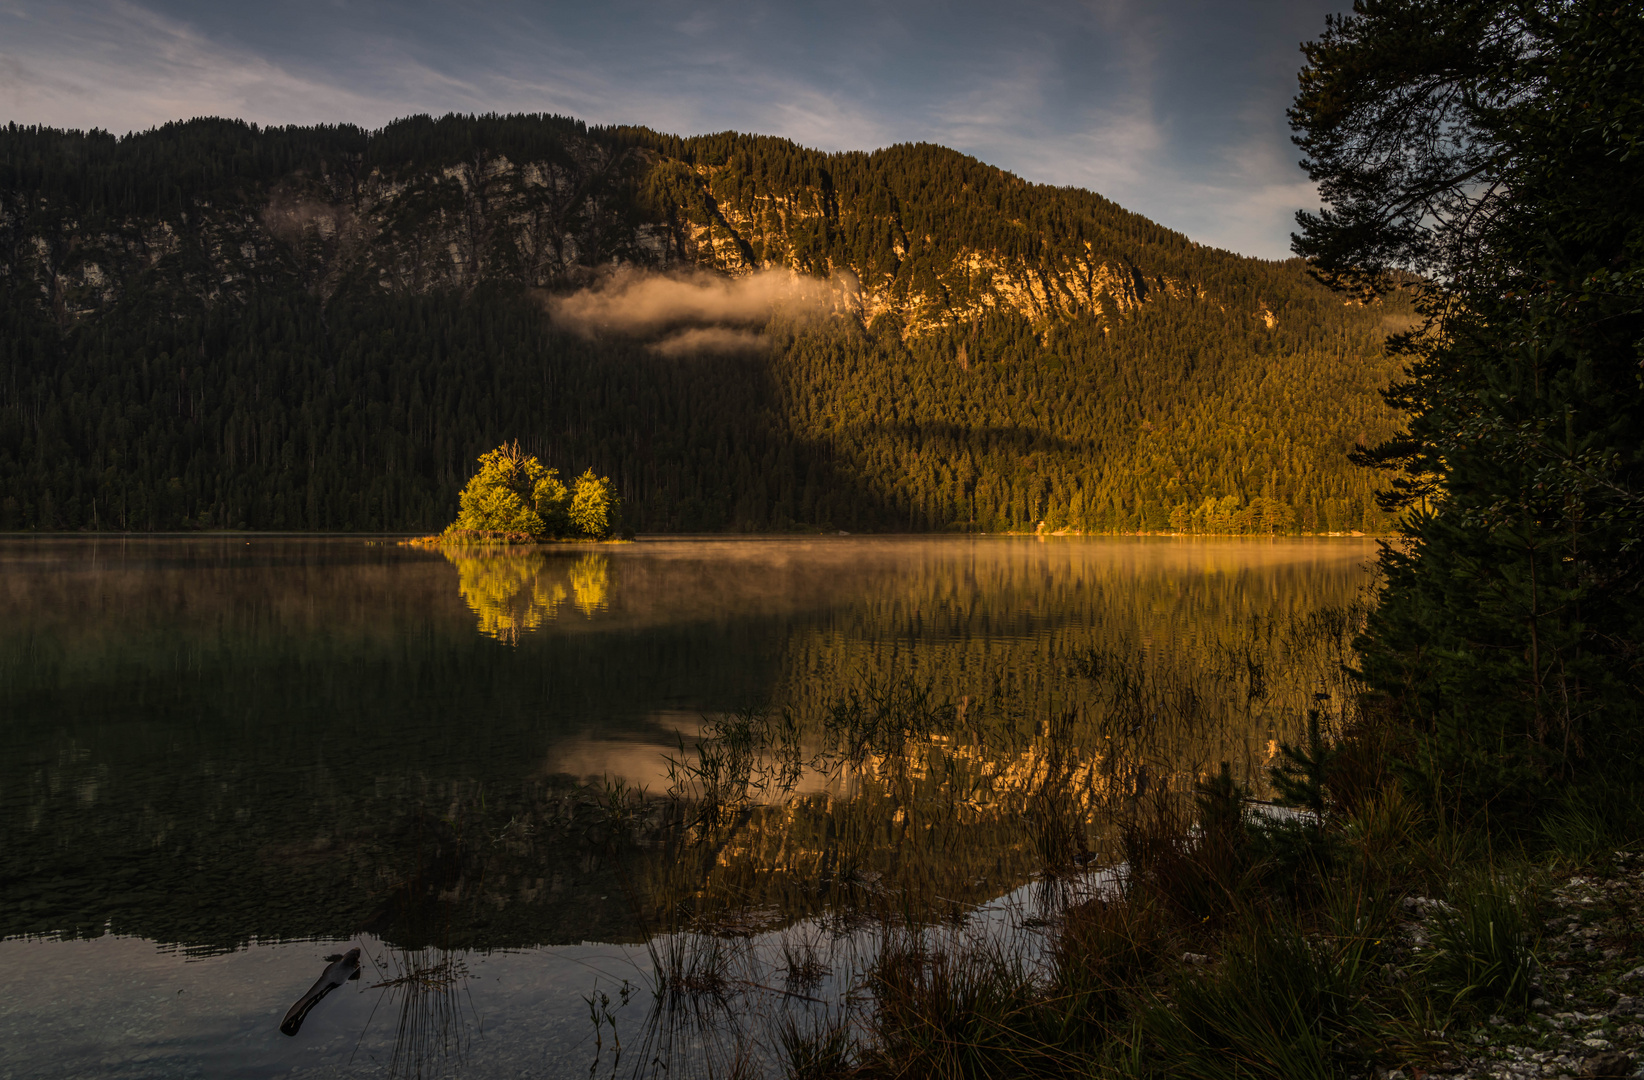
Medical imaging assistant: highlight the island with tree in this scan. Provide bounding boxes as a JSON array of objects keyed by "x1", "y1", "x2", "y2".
[{"x1": 408, "y1": 443, "x2": 624, "y2": 545}]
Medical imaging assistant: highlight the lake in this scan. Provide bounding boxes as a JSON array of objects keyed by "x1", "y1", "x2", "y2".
[{"x1": 0, "y1": 535, "x2": 1375, "y2": 1078}]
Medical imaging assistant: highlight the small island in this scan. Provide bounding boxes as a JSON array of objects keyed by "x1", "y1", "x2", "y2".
[{"x1": 407, "y1": 442, "x2": 624, "y2": 545}]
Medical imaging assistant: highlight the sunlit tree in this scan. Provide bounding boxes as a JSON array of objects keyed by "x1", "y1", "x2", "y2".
[
  {"x1": 569, "y1": 470, "x2": 618, "y2": 540},
  {"x1": 448, "y1": 443, "x2": 569, "y2": 539}
]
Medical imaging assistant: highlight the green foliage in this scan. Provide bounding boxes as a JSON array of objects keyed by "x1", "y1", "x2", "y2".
[
  {"x1": 1270, "y1": 710, "x2": 1335, "y2": 818},
  {"x1": 1536, "y1": 781, "x2": 1644, "y2": 862},
  {"x1": 1249, "y1": 816, "x2": 1340, "y2": 902},
  {"x1": 1291, "y1": 0, "x2": 1644, "y2": 816},
  {"x1": 449, "y1": 442, "x2": 567, "y2": 538},
  {"x1": 445, "y1": 443, "x2": 616, "y2": 540},
  {"x1": 1251, "y1": 714, "x2": 1345, "y2": 895},
  {"x1": 0, "y1": 115, "x2": 1405, "y2": 536},
  {"x1": 1139, "y1": 924, "x2": 1374, "y2": 1080},
  {"x1": 1424, "y1": 871, "x2": 1540, "y2": 1013},
  {"x1": 1194, "y1": 761, "x2": 1249, "y2": 847},
  {"x1": 568, "y1": 469, "x2": 617, "y2": 539},
  {"x1": 1171, "y1": 494, "x2": 1296, "y2": 535}
]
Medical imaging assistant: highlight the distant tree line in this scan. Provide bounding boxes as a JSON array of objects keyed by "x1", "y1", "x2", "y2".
[{"x1": 0, "y1": 115, "x2": 1406, "y2": 534}]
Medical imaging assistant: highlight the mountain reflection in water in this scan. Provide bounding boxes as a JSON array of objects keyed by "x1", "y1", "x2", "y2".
[{"x1": 0, "y1": 536, "x2": 1373, "y2": 1077}]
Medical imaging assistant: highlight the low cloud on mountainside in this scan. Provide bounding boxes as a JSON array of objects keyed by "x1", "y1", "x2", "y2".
[
  {"x1": 648, "y1": 327, "x2": 768, "y2": 358},
  {"x1": 549, "y1": 269, "x2": 855, "y2": 355}
]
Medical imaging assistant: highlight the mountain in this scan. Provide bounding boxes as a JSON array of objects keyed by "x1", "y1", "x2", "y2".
[{"x1": 0, "y1": 114, "x2": 1406, "y2": 533}]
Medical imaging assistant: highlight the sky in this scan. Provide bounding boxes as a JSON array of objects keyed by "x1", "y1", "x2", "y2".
[{"x1": 0, "y1": 0, "x2": 1350, "y2": 260}]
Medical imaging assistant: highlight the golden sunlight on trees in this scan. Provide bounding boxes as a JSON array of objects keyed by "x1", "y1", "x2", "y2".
[
  {"x1": 443, "y1": 443, "x2": 619, "y2": 543},
  {"x1": 569, "y1": 469, "x2": 617, "y2": 541},
  {"x1": 1168, "y1": 495, "x2": 1298, "y2": 536}
]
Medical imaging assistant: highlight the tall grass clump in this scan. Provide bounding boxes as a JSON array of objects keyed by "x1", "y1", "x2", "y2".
[
  {"x1": 1139, "y1": 923, "x2": 1378, "y2": 1080},
  {"x1": 1044, "y1": 892, "x2": 1166, "y2": 1063},
  {"x1": 864, "y1": 937, "x2": 1052, "y2": 1079},
  {"x1": 1537, "y1": 781, "x2": 1644, "y2": 863},
  {"x1": 776, "y1": 1015, "x2": 853, "y2": 1080},
  {"x1": 1423, "y1": 870, "x2": 1541, "y2": 1013}
]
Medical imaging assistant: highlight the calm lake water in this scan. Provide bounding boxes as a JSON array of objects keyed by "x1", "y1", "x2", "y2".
[{"x1": 0, "y1": 535, "x2": 1375, "y2": 1078}]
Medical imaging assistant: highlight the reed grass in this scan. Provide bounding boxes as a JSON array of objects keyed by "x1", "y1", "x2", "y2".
[
  {"x1": 1423, "y1": 868, "x2": 1541, "y2": 1013},
  {"x1": 1538, "y1": 781, "x2": 1644, "y2": 863},
  {"x1": 776, "y1": 1013, "x2": 854, "y2": 1080},
  {"x1": 364, "y1": 946, "x2": 477, "y2": 1080}
]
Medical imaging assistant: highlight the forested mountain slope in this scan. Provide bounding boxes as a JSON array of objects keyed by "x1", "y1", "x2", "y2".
[{"x1": 0, "y1": 114, "x2": 1406, "y2": 533}]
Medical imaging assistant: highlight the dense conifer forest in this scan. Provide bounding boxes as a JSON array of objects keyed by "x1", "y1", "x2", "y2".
[{"x1": 0, "y1": 115, "x2": 1406, "y2": 533}]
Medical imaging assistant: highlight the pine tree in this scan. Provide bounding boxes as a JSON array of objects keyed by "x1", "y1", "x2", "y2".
[{"x1": 1291, "y1": 0, "x2": 1644, "y2": 814}]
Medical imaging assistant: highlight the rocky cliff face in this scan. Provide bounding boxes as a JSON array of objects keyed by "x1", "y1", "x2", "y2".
[
  {"x1": 643, "y1": 159, "x2": 1190, "y2": 335},
  {"x1": 0, "y1": 125, "x2": 1206, "y2": 338},
  {"x1": 1, "y1": 138, "x2": 675, "y2": 318}
]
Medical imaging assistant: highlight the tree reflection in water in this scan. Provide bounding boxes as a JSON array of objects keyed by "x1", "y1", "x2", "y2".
[
  {"x1": 443, "y1": 549, "x2": 611, "y2": 642},
  {"x1": 0, "y1": 538, "x2": 1380, "y2": 1076},
  {"x1": 579, "y1": 596, "x2": 1373, "y2": 1079}
]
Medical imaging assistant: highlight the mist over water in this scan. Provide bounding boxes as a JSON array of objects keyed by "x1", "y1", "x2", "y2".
[{"x1": 0, "y1": 535, "x2": 1374, "y2": 1077}]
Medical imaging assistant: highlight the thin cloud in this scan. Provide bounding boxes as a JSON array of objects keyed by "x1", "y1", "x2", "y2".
[
  {"x1": 552, "y1": 268, "x2": 858, "y2": 359},
  {"x1": 0, "y1": 0, "x2": 397, "y2": 131},
  {"x1": 550, "y1": 268, "x2": 852, "y2": 339},
  {"x1": 650, "y1": 327, "x2": 768, "y2": 358}
]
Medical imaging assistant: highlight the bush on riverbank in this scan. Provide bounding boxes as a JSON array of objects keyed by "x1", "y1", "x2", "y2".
[
  {"x1": 819, "y1": 707, "x2": 1643, "y2": 1080},
  {"x1": 404, "y1": 442, "x2": 624, "y2": 545}
]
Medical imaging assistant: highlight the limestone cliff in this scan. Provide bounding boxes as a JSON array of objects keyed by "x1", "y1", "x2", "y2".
[{"x1": 0, "y1": 119, "x2": 1221, "y2": 339}]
